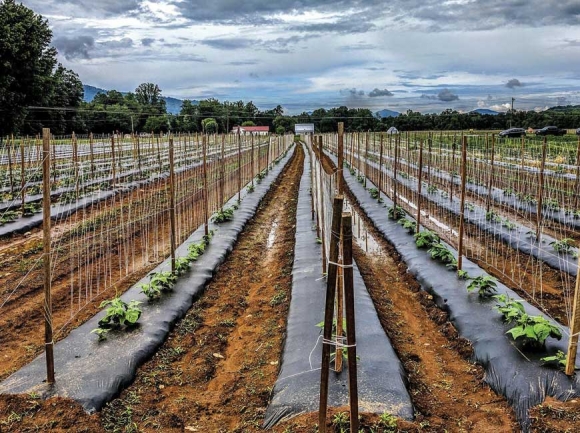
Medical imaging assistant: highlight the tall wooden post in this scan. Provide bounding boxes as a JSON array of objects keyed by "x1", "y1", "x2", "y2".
[
  {"x1": 337, "y1": 122, "x2": 344, "y2": 193},
  {"x1": 237, "y1": 130, "x2": 242, "y2": 202},
  {"x1": 42, "y1": 128, "x2": 55, "y2": 384},
  {"x1": 111, "y1": 135, "x2": 117, "y2": 187},
  {"x1": 536, "y1": 137, "x2": 547, "y2": 240},
  {"x1": 486, "y1": 134, "x2": 496, "y2": 214},
  {"x1": 342, "y1": 212, "x2": 358, "y2": 433},
  {"x1": 457, "y1": 136, "x2": 468, "y2": 270},
  {"x1": 20, "y1": 137, "x2": 26, "y2": 214},
  {"x1": 220, "y1": 134, "x2": 225, "y2": 209},
  {"x1": 416, "y1": 139, "x2": 424, "y2": 233},
  {"x1": 565, "y1": 253, "x2": 580, "y2": 375},
  {"x1": 169, "y1": 137, "x2": 176, "y2": 273},
  {"x1": 392, "y1": 135, "x2": 399, "y2": 217},
  {"x1": 72, "y1": 132, "x2": 79, "y2": 199},
  {"x1": 203, "y1": 135, "x2": 209, "y2": 237},
  {"x1": 319, "y1": 195, "x2": 344, "y2": 432},
  {"x1": 574, "y1": 135, "x2": 580, "y2": 211},
  {"x1": 7, "y1": 135, "x2": 13, "y2": 194},
  {"x1": 89, "y1": 132, "x2": 95, "y2": 176},
  {"x1": 378, "y1": 133, "x2": 384, "y2": 201},
  {"x1": 318, "y1": 136, "x2": 327, "y2": 274},
  {"x1": 364, "y1": 130, "x2": 369, "y2": 188},
  {"x1": 250, "y1": 133, "x2": 255, "y2": 187}
]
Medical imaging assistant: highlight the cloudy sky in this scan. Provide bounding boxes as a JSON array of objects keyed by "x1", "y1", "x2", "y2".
[{"x1": 19, "y1": 0, "x2": 580, "y2": 114}]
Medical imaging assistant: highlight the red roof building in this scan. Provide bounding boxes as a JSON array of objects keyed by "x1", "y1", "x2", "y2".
[{"x1": 231, "y1": 126, "x2": 270, "y2": 135}]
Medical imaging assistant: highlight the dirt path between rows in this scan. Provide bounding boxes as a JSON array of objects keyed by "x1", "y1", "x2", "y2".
[{"x1": 0, "y1": 145, "x2": 303, "y2": 432}]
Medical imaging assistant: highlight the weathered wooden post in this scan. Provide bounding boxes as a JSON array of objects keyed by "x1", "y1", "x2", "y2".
[
  {"x1": 111, "y1": 134, "x2": 117, "y2": 187},
  {"x1": 169, "y1": 137, "x2": 176, "y2": 273},
  {"x1": 417, "y1": 139, "x2": 424, "y2": 233},
  {"x1": 565, "y1": 253, "x2": 580, "y2": 375},
  {"x1": 342, "y1": 211, "x2": 358, "y2": 433},
  {"x1": 237, "y1": 130, "x2": 242, "y2": 202},
  {"x1": 536, "y1": 137, "x2": 547, "y2": 240},
  {"x1": 20, "y1": 137, "x2": 26, "y2": 215},
  {"x1": 319, "y1": 195, "x2": 344, "y2": 432},
  {"x1": 203, "y1": 134, "x2": 209, "y2": 237},
  {"x1": 486, "y1": 134, "x2": 496, "y2": 214},
  {"x1": 457, "y1": 136, "x2": 468, "y2": 270},
  {"x1": 337, "y1": 122, "x2": 344, "y2": 193},
  {"x1": 42, "y1": 128, "x2": 55, "y2": 384},
  {"x1": 7, "y1": 135, "x2": 14, "y2": 194},
  {"x1": 378, "y1": 133, "x2": 384, "y2": 201},
  {"x1": 89, "y1": 132, "x2": 95, "y2": 176},
  {"x1": 574, "y1": 135, "x2": 580, "y2": 211}
]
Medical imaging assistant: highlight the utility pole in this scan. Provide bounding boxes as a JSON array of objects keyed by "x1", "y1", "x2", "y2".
[{"x1": 510, "y1": 97, "x2": 515, "y2": 128}]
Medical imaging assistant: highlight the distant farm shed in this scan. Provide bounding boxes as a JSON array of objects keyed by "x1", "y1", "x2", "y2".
[
  {"x1": 295, "y1": 123, "x2": 315, "y2": 134},
  {"x1": 387, "y1": 126, "x2": 399, "y2": 134}
]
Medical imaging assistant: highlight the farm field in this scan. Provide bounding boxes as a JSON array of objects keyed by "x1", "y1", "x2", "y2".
[{"x1": 1, "y1": 130, "x2": 580, "y2": 433}]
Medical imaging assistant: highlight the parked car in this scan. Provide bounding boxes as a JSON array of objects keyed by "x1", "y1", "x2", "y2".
[
  {"x1": 535, "y1": 126, "x2": 567, "y2": 136},
  {"x1": 575, "y1": 128, "x2": 580, "y2": 136},
  {"x1": 499, "y1": 128, "x2": 526, "y2": 138}
]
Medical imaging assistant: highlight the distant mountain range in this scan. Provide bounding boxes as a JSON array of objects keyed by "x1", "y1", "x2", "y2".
[
  {"x1": 83, "y1": 85, "x2": 191, "y2": 115},
  {"x1": 469, "y1": 108, "x2": 499, "y2": 115},
  {"x1": 375, "y1": 109, "x2": 401, "y2": 118}
]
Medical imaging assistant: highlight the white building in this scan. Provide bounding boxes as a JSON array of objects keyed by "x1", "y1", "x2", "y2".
[{"x1": 295, "y1": 123, "x2": 315, "y2": 134}]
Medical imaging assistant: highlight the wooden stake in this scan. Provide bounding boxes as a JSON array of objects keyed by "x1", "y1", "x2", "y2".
[
  {"x1": 220, "y1": 134, "x2": 225, "y2": 209},
  {"x1": 341, "y1": 212, "x2": 359, "y2": 433},
  {"x1": 319, "y1": 195, "x2": 344, "y2": 432},
  {"x1": 457, "y1": 136, "x2": 468, "y2": 271},
  {"x1": 203, "y1": 135, "x2": 209, "y2": 237},
  {"x1": 337, "y1": 122, "x2": 344, "y2": 193},
  {"x1": 237, "y1": 130, "x2": 242, "y2": 203},
  {"x1": 565, "y1": 252, "x2": 580, "y2": 375},
  {"x1": 169, "y1": 137, "x2": 176, "y2": 273},
  {"x1": 486, "y1": 134, "x2": 496, "y2": 214},
  {"x1": 574, "y1": 135, "x2": 580, "y2": 211},
  {"x1": 251, "y1": 133, "x2": 255, "y2": 187},
  {"x1": 111, "y1": 135, "x2": 117, "y2": 187},
  {"x1": 416, "y1": 139, "x2": 424, "y2": 234},
  {"x1": 392, "y1": 135, "x2": 399, "y2": 216},
  {"x1": 536, "y1": 137, "x2": 547, "y2": 240},
  {"x1": 7, "y1": 135, "x2": 13, "y2": 194},
  {"x1": 20, "y1": 137, "x2": 26, "y2": 215},
  {"x1": 42, "y1": 128, "x2": 55, "y2": 384},
  {"x1": 378, "y1": 133, "x2": 384, "y2": 202},
  {"x1": 318, "y1": 137, "x2": 327, "y2": 274},
  {"x1": 72, "y1": 132, "x2": 79, "y2": 200},
  {"x1": 89, "y1": 132, "x2": 95, "y2": 176}
]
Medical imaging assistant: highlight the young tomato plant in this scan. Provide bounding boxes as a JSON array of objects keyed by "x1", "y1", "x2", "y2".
[
  {"x1": 174, "y1": 257, "x2": 191, "y2": 275},
  {"x1": 550, "y1": 238, "x2": 575, "y2": 254},
  {"x1": 493, "y1": 293, "x2": 525, "y2": 323},
  {"x1": 427, "y1": 243, "x2": 457, "y2": 268},
  {"x1": 398, "y1": 217, "x2": 416, "y2": 234},
  {"x1": 414, "y1": 230, "x2": 440, "y2": 248},
  {"x1": 467, "y1": 275, "x2": 498, "y2": 298},
  {"x1": 368, "y1": 187, "x2": 380, "y2": 200},
  {"x1": 212, "y1": 207, "x2": 235, "y2": 223},
  {"x1": 540, "y1": 350, "x2": 567, "y2": 370},
  {"x1": 388, "y1": 205, "x2": 405, "y2": 220},
  {"x1": 140, "y1": 271, "x2": 178, "y2": 300},
  {"x1": 92, "y1": 298, "x2": 142, "y2": 340},
  {"x1": 506, "y1": 313, "x2": 562, "y2": 350}
]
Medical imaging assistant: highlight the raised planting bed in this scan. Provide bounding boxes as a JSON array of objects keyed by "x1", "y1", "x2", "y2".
[
  {"x1": 0, "y1": 145, "x2": 295, "y2": 413},
  {"x1": 334, "y1": 152, "x2": 580, "y2": 431},
  {"x1": 264, "y1": 143, "x2": 413, "y2": 427}
]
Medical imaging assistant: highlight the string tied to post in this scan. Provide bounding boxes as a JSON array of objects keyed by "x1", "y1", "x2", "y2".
[{"x1": 327, "y1": 260, "x2": 353, "y2": 269}]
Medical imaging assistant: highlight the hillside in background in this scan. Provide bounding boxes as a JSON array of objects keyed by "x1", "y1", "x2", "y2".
[
  {"x1": 375, "y1": 108, "x2": 401, "y2": 118},
  {"x1": 83, "y1": 85, "x2": 190, "y2": 115}
]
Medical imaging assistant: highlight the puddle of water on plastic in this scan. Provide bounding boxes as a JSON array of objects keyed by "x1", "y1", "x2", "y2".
[
  {"x1": 266, "y1": 219, "x2": 279, "y2": 249},
  {"x1": 344, "y1": 200, "x2": 383, "y2": 255}
]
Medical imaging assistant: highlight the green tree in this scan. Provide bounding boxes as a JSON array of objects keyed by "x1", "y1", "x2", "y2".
[
  {"x1": 135, "y1": 82, "x2": 166, "y2": 114},
  {"x1": 201, "y1": 117, "x2": 218, "y2": 134},
  {"x1": 0, "y1": 0, "x2": 57, "y2": 136},
  {"x1": 241, "y1": 120, "x2": 255, "y2": 126}
]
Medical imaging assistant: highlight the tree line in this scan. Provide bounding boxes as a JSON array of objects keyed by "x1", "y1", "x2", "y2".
[{"x1": 2, "y1": 0, "x2": 580, "y2": 138}]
